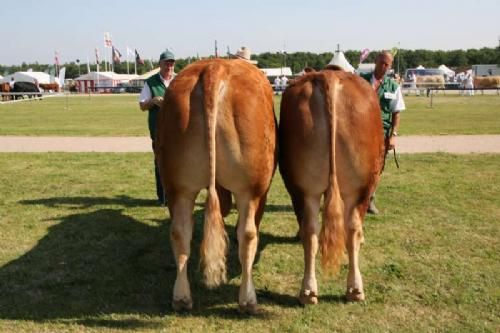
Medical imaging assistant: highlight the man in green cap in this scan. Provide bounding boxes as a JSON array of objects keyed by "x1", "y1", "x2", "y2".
[
  {"x1": 360, "y1": 50, "x2": 405, "y2": 214},
  {"x1": 139, "y1": 49, "x2": 176, "y2": 205}
]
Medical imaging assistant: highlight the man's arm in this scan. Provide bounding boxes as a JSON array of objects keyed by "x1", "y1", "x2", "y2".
[
  {"x1": 390, "y1": 112, "x2": 400, "y2": 137},
  {"x1": 387, "y1": 85, "x2": 405, "y2": 150},
  {"x1": 138, "y1": 83, "x2": 163, "y2": 111}
]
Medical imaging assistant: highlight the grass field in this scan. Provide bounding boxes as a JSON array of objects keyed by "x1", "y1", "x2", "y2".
[
  {"x1": 0, "y1": 153, "x2": 498, "y2": 332},
  {"x1": 1, "y1": 94, "x2": 500, "y2": 136}
]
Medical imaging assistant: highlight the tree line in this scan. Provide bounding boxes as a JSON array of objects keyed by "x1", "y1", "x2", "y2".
[{"x1": 1, "y1": 47, "x2": 498, "y2": 79}]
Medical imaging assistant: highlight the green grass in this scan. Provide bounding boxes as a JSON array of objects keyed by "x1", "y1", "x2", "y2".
[
  {"x1": 400, "y1": 94, "x2": 500, "y2": 135},
  {"x1": 0, "y1": 153, "x2": 498, "y2": 332},
  {"x1": 1, "y1": 94, "x2": 500, "y2": 136},
  {"x1": 0, "y1": 95, "x2": 147, "y2": 136}
]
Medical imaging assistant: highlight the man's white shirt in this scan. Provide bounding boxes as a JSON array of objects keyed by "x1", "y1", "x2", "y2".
[
  {"x1": 370, "y1": 74, "x2": 406, "y2": 112},
  {"x1": 139, "y1": 74, "x2": 175, "y2": 103}
]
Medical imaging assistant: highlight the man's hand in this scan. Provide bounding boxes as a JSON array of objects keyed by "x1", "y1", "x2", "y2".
[
  {"x1": 386, "y1": 135, "x2": 396, "y2": 151},
  {"x1": 152, "y1": 96, "x2": 164, "y2": 107}
]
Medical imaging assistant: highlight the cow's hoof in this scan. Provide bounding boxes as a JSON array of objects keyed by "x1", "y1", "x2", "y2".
[
  {"x1": 299, "y1": 289, "x2": 318, "y2": 305},
  {"x1": 238, "y1": 302, "x2": 258, "y2": 315},
  {"x1": 346, "y1": 288, "x2": 365, "y2": 302},
  {"x1": 172, "y1": 298, "x2": 193, "y2": 312}
]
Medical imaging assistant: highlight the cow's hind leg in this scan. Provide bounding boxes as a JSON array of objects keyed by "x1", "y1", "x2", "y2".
[
  {"x1": 170, "y1": 191, "x2": 197, "y2": 311},
  {"x1": 299, "y1": 194, "x2": 321, "y2": 305},
  {"x1": 234, "y1": 194, "x2": 261, "y2": 314},
  {"x1": 344, "y1": 201, "x2": 365, "y2": 301}
]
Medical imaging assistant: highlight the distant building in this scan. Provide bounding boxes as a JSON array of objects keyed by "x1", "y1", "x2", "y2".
[
  {"x1": 472, "y1": 64, "x2": 500, "y2": 77},
  {"x1": 259, "y1": 67, "x2": 293, "y2": 78},
  {"x1": 74, "y1": 72, "x2": 138, "y2": 93}
]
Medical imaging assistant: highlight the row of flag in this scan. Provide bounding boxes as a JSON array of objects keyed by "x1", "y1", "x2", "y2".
[
  {"x1": 53, "y1": 33, "x2": 145, "y2": 70},
  {"x1": 101, "y1": 32, "x2": 144, "y2": 65}
]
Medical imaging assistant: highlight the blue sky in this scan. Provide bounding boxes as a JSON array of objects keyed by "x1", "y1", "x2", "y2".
[{"x1": 2, "y1": 0, "x2": 499, "y2": 65}]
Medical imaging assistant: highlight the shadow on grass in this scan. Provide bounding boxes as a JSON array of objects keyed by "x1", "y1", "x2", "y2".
[
  {"x1": 20, "y1": 195, "x2": 160, "y2": 208},
  {"x1": 0, "y1": 196, "x2": 304, "y2": 328}
]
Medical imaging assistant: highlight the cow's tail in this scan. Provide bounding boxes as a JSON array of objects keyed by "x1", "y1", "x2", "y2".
[
  {"x1": 319, "y1": 74, "x2": 345, "y2": 276},
  {"x1": 200, "y1": 64, "x2": 229, "y2": 288}
]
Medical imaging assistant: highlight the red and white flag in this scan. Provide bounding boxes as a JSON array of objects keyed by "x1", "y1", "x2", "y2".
[{"x1": 359, "y1": 48, "x2": 370, "y2": 63}]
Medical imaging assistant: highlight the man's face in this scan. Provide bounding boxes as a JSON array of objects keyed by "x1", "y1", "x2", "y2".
[
  {"x1": 160, "y1": 59, "x2": 175, "y2": 77},
  {"x1": 374, "y1": 54, "x2": 393, "y2": 79}
]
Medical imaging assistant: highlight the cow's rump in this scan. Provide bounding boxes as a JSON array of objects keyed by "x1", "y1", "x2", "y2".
[{"x1": 279, "y1": 69, "x2": 384, "y2": 304}]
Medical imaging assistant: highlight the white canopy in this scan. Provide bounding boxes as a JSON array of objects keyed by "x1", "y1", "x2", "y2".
[
  {"x1": 260, "y1": 67, "x2": 293, "y2": 77},
  {"x1": 357, "y1": 63, "x2": 375, "y2": 74},
  {"x1": 416, "y1": 65, "x2": 425, "y2": 69},
  {"x1": 328, "y1": 51, "x2": 355, "y2": 73},
  {"x1": 134, "y1": 67, "x2": 160, "y2": 80},
  {"x1": 438, "y1": 64, "x2": 455, "y2": 76},
  {"x1": 75, "y1": 71, "x2": 138, "y2": 82},
  {"x1": 0, "y1": 71, "x2": 56, "y2": 84}
]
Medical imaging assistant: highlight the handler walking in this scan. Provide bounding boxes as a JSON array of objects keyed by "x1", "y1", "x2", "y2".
[{"x1": 360, "y1": 50, "x2": 405, "y2": 214}]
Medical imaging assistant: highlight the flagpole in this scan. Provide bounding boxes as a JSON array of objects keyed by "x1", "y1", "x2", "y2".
[
  {"x1": 96, "y1": 49, "x2": 100, "y2": 88},
  {"x1": 397, "y1": 41, "x2": 400, "y2": 77},
  {"x1": 126, "y1": 46, "x2": 130, "y2": 74}
]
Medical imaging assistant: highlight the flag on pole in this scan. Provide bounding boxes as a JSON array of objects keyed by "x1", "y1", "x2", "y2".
[
  {"x1": 391, "y1": 46, "x2": 398, "y2": 57},
  {"x1": 95, "y1": 48, "x2": 100, "y2": 64},
  {"x1": 87, "y1": 57, "x2": 91, "y2": 74},
  {"x1": 104, "y1": 32, "x2": 112, "y2": 48},
  {"x1": 54, "y1": 51, "x2": 60, "y2": 66},
  {"x1": 126, "y1": 46, "x2": 134, "y2": 57},
  {"x1": 135, "y1": 49, "x2": 144, "y2": 65},
  {"x1": 359, "y1": 48, "x2": 370, "y2": 63},
  {"x1": 112, "y1": 46, "x2": 122, "y2": 64}
]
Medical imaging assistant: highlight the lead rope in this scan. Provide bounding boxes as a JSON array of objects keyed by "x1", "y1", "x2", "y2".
[{"x1": 393, "y1": 148, "x2": 400, "y2": 169}]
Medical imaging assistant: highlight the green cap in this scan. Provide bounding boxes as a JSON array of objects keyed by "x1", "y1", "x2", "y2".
[{"x1": 159, "y1": 49, "x2": 175, "y2": 62}]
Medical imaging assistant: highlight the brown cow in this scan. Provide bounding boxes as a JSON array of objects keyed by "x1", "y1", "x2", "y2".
[
  {"x1": 39, "y1": 83, "x2": 60, "y2": 92},
  {"x1": 155, "y1": 59, "x2": 277, "y2": 313},
  {"x1": 416, "y1": 75, "x2": 445, "y2": 89},
  {"x1": 279, "y1": 69, "x2": 384, "y2": 304},
  {"x1": 0, "y1": 82, "x2": 10, "y2": 101},
  {"x1": 474, "y1": 76, "x2": 500, "y2": 89}
]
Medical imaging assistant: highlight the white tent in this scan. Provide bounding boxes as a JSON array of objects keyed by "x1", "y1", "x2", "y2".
[
  {"x1": 129, "y1": 67, "x2": 161, "y2": 87},
  {"x1": 0, "y1": 71, "x2": 56, "y2": 84},
  {"x1": 74, "y1": 71, "x2": 138, "y2": 93},
  {"x1": 260, "y1": 67, "x2": 293, "y2": 77},
  {"x1": 328, "y1": 50, "x2": 355, "y2": 73},
  {"x1": 416, "y1": 65, "x2": 425, "y2": 69},
  {"x1": 357, "y1": 63, "x2": 375, "y2": 74},
  {"x1": 438, "y1": 64, "x2": 455, "y2": 76}
]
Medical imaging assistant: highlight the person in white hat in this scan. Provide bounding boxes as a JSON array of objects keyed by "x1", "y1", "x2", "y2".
[{"x1": 233, "y1": 46, "x2": 258, "y2": 65}]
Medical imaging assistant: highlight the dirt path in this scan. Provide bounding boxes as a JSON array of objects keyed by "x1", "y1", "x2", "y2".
[{"x1": 0, "y1": 135, "x2": 499, "y2": 153}]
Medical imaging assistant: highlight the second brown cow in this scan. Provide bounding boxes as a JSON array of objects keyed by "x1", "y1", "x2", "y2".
[{"x1": 279, "y1": 69, "x2": 384, "y2": 304}]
